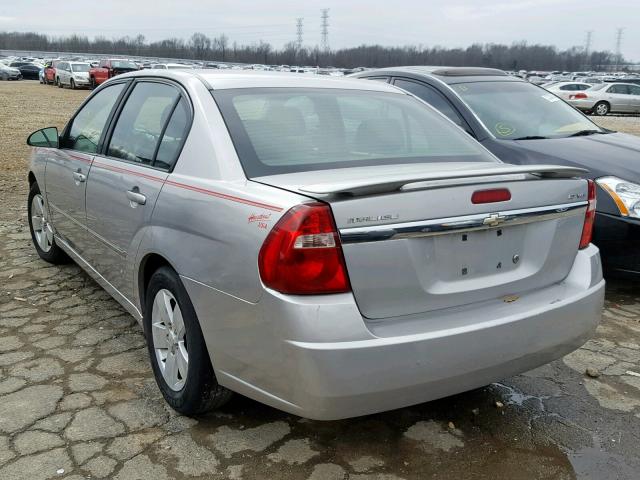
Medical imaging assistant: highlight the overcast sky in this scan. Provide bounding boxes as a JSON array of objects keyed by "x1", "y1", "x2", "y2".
[{"x1": 2, "y1": 0, "x2": 639, "y2": 61}]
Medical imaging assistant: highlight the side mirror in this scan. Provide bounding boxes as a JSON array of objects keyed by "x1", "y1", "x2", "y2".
[{"x1": 27, "y1": 127, "x2": 59, "y2": 148}]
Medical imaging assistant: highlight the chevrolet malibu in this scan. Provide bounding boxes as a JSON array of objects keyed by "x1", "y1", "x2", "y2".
[{"x1": 26, "y1": 70, "x2": 604, "y2": 420}]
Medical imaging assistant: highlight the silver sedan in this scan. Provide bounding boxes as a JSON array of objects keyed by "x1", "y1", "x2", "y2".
[
  {"x1": 567, "y1": 82, "x2": 640, "y2": 115},
  {"x1": 26, "y1": 70, "x2": 604, "y2": 420}
]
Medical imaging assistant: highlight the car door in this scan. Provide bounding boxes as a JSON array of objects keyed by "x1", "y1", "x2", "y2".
[
  {"x1": 45, "y1": 81, "x2": 128, "y2": 256},
  {"x1": 606, "y1": 84, "x2": 631, "y2": 112},
  {"x1": 85, "y1": 79, "x2": 189, "y2": 298},
  {"x1": 628, "y1": 85, "x2": 640, "y2": 112},
  {"x1": 57, "y1": 62, "x2": 69, "y2": 85}
]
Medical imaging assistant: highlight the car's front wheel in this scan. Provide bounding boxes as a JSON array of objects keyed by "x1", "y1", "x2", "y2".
[
  {"x1": 593, "y1": 101, "x2": 610, "y2": 116},
  {"x1": 28, "y1": 182, "x2": 70, "y2": 264},
  {"x1": 144, "y1": 266, "x2": 232, "y2": 415}
]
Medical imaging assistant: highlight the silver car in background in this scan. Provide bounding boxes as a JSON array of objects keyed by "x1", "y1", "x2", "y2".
[
  {"x1": 568, "y1": 82, "x2": 640, "y2": 115},
  {"x1": 55, "y1": 61, "x2": 91, "y2": 89},
  {"x1": 26, "y1": 70, "x2": 604, "y2": 420}
]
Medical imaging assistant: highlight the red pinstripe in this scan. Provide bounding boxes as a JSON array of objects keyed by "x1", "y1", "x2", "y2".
[{"x1": 91, "y1": 160, "x2": 283, "y2": 212}]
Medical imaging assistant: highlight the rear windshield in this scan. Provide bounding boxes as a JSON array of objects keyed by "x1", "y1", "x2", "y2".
[
  {"x1": 213, "y1": 88, "x2": 496, "y2": 177},
  {"x1": 112, "y1": 61, "x2": 137, "y2": 69}
]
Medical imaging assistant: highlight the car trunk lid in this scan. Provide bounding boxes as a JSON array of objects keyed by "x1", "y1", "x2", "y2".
[{"x1": 255, "y1": 163, "x2": 589, "y2": 319}]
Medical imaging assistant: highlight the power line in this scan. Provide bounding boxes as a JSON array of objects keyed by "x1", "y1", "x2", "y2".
[
  {"x1": 296, "y1": 17, "x2": 303, "y2": 49},
  {"x1": 320, "y1": 8, "x2": 329, "y2": 51}
]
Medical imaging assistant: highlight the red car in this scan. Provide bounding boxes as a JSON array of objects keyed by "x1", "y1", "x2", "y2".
[
  {"x1": 89, "y1": 59, "x2": 139, "y2": 87},
  {"x1": 44, "y1": 60, "x2": 59, "y2": 85}
]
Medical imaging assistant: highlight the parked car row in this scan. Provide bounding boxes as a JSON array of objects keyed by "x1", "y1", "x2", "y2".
[{"x1": 26, "y1": 69, "x2": 604, "y2": 420}]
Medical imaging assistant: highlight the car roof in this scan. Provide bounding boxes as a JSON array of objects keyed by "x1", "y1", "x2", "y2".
[
  {"x1": 115, "y1": 69, "x2": 404, "y2": 92},
  {"x1": 605, "y1": 82, "x2": 640, "y2": 87},
  {"x1": 356, "y1": 66, "x2": 524, "y2": 85}
]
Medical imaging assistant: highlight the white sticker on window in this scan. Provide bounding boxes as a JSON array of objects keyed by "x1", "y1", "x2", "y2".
[{"x1": 541, "y1": 94, "x2": 560, "y2": 102}]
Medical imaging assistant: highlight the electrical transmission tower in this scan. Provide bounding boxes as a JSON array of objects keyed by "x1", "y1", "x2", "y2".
[
  {"x1": 584, "y1": 30, "x2": 593, "y2": 70},
  {"x1": 296, "y1": 18, "x2": 303, "y2": 49},
  {"x1": 615, "y1": 27, "x2": 624, "y2": 70},
  {"x1": 584, "y1": 31, "x2": 593, "y2": 56},
  {"x1": 320, "y1": 9, "x2": 330, "y2": 51}
]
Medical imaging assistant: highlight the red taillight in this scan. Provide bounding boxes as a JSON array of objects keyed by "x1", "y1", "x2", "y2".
[
  {"x1": 258, "y1": 202, "x2": 350, "y2": 294},
  {"x1": 570, "y1": 93, "x2": 588, "y2": 100},
  {"x1": 579, "y1": 179, "x2": 597, "y2": 249},
  {"x1": 471, "y1": 188, "x2": 511, "y2": 204}
]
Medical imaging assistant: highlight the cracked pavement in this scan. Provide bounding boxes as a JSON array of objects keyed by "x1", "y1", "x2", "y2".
[{"x1": 1, "y1": 171, "x2": 640, "y2": 480}]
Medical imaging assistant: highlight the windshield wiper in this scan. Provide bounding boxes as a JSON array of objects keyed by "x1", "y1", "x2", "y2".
[
  {"x1": 567, "y1": 129, "x2": 604, "y2": 137},
  {"x1": 512, "y1": 135, "x2": 549, "y2": 140}
]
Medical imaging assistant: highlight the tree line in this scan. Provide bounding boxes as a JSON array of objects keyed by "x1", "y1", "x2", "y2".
[{"x1": 0, "y1": 31, "x2": 624, "y2": 71}]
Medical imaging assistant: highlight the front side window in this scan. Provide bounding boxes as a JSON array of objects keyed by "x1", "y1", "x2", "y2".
[
  {"x1": 451, "y1": 81, "x2": 602, "y2": 140},
  {"x1": 64, "y1": 82, "x2": 126, "y2": 153},
  {"x1": 629, "y1": 85, "x2": 640, "y2": 96},
  {"x1": 107, "y1": 82, "x2": 180, "y2": 165},
  {"x1": 214, "y1": 88, "x2": 495, "y2": 177}
]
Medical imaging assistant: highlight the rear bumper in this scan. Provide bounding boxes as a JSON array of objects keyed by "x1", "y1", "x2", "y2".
[
  {"x1": 568, "y1": 99, "x2": 597, "y2": 111},
  {"x1": 185, "y1": 245, "x2": 604, "y2": 420},
  {"x1": 594, "y1": 212, "x2": 640, "y2": 279}
]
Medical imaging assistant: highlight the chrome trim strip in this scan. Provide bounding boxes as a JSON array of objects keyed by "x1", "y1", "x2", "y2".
[{"x1": 339, "y1": 201, "x2": 587, "y2": 244}]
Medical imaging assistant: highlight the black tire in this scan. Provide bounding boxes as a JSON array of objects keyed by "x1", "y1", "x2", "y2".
[
  {"x1": 143, "y1": 266, "x2": 232, "y2": 415},
  {"x1": 27, "y1": 182, "x2": 70, "y2": 265},
  {"x1": 90, "y1": 77, "x2": 96, "y2": 89},
  {"x1": 593, "y1": 101, "x2": 610, "y2": 116},
  {"x1": 56, "y1": 77, "x2": 62, "y2": 88},
  {"x1": 70, "y1": 78, "x2": 75, "y2": 90}
]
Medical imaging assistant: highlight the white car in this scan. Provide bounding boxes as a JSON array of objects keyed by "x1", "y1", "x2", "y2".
[
  {"x1": 151, "y1": 63, "x2": 194, "y2": 70},
  {"x1": 55, "y1": 61, "x2": 91, "y2": 89},
  {"x1": 544, "y1": 82, "x2": 592, "y2": 100}
]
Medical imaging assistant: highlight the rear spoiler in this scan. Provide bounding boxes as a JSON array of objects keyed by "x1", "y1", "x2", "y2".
[{"x1": 299, "y1": 165, "x2": 588, "y2": 196}]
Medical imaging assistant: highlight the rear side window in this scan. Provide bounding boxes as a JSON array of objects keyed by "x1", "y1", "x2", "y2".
[
  {"x1": 214, "y1": 88, "x2": 495, "y2": 177},
  {"x1": 155, "y1": 97, "x2": 190, "y2": 170},
  {"x1": 608, "y1": 84, "x2": 629, "y2": 94},
  {"x1": 393, "y1": 79, "x2": 466, "y2": 128},
  {"x1": 64, "y1": 82, "x2": 126, "y2": 153},
  {"x1": 107, "y1": 82, "x2": 180, "y2": 165}
]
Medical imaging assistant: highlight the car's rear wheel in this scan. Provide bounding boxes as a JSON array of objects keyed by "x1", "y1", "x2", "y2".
[
  {"x1": 28, "y1": 182, "x2": 70, "y2": 264},
  {"x1": 593, "y1": 101, "x2": 610, "y2": 116},
  {"x1": 56, "y1": 77, "x2": 62, "y2": 88},
  {"x1": 70, "y1": 78, "x2": 75, "y2": 90},
  {"x1": 144, "y1": 266, "x2": 232, "y2": 415}
]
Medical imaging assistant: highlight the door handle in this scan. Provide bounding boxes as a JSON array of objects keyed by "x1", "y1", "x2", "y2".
[
  {"x1": 72, "y1": 171, "x2": 86, "y2": 183},
  {"x1": 126, "y1": 189, "x2": 147, "y2": 206}
]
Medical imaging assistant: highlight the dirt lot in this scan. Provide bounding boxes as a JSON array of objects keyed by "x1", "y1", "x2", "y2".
[{"x1": 1, "y1": 80, "x2": 640, "y2": 480}]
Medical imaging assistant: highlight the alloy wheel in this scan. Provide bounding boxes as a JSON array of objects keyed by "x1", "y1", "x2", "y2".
[
  {"x1": 31, "y1": 194, "x2": 53, "y2": 253},
  {"x1": 151, "y1": 289, "x2": 188, "y2": 391}
]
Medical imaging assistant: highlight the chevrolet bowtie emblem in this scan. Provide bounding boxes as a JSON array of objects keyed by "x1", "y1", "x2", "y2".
[{"x1": 483, "y1": 213, "x2": 506, "y2": 227}]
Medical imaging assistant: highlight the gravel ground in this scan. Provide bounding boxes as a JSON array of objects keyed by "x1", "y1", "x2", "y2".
[{"x1": 1, "y1": 80, "x2": 640, "y2": 480}]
